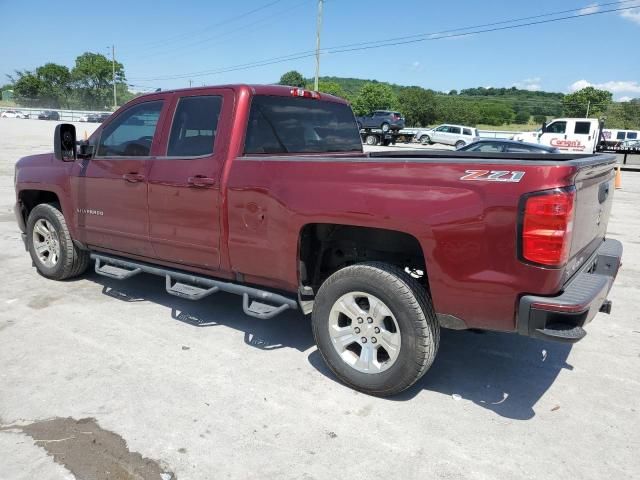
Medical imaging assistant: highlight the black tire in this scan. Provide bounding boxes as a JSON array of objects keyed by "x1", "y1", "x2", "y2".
[
  {"x1": 420, "y1": 135, "x2": 431, "y2": 145},
  {"x1": 381, "y1": 122, "x2": 390, "y2": 133},
  {"x1": 312, "y1": 262, "x2": 439, "y2": 396},
  {"x1": 455, "y1": 140, "x2": 466, "y2": 149},
  {"x1": 365, "y1": 134, "x2": 378, "y2": 146},
  {"x1": 27, "y1": 203, "x2": 90, "y2": 280}
]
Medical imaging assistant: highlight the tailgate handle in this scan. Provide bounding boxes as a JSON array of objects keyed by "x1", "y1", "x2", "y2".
[{"x1": 598, "y1": 182, "x2": 610, "y2": 204}]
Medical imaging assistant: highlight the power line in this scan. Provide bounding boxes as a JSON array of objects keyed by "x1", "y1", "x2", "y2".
[
  {"x1": 132, "y1": 0, "x2": 287, "y2": 50},
  {"x1": 129, "y1": 2, "x2": 640, "y2": 82},
  {"x1": 131, "y1": 0, "x2": 311, "y2": 62}
]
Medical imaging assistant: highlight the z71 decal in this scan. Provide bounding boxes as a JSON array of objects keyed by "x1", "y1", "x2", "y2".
[{"x1": 460, "y1": 170, "x2": 525, "y2": 183}]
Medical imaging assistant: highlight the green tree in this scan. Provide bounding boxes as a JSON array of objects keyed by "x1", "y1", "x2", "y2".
[
  {"x1": 305, "y1": 80, "x2": 346, "y2": 98},
  {"x1": 434, "y1": 96, "x2": 480, "y2": 125},
  {"x1": 533, "y1": 114, "x2": 547, "y2": 124},
  {"x1": 279, "y1": 70, "x2": 306, "y2": 88},
  {"x1": 72, "y1": 52, "x2": 125, "y2": 109},
  {"x1": 35, "y1": 63, "x2": 72, "y2": 107},
  {"x1": 397, "y1": 87, "x2": 436, "y2": 126},
  {"x1": 562, "y1": 86, "x2": 612, "y2": 118},
  {"x1": 514, "y1": 109, "x2": 531, "y2": 124},
  {"x1": 351, "y1": 82, "x2": 396, "y2": 116},
  {"x1": 11, "y1": 71, "x2": 45, "y2": 106},
  {"x1": 604, "y1": 100, "x2": 640, "y2": 129}
]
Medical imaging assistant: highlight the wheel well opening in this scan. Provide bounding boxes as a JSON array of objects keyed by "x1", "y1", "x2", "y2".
[
  {"x1": 299, "y1": 224, "x2": 428, "y2": 292},
  {"x1": 19, "y1": 190, "x2": 60, "y2": 221}
]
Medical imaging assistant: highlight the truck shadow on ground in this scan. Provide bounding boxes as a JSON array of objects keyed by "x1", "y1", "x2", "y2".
[
  {"x1": 88, "y1": 272, "x2": 572, "y2": 420},
  {"x1": 308, "y1": 329, "x2": 574, "y2": 421},
  {"x1": 88, "y1": 271, "x2": 315, "y2": 353}
]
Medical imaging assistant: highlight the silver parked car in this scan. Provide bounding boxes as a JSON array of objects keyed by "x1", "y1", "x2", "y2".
[{"x1": 417, "y1": 124, "x2": 479, "y2": 148}]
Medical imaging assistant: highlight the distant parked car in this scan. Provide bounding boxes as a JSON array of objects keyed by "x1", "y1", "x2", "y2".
[
  {"x1": 87, "y1": 112, "x2": 111, "y2": 123},
  {"x1": 458, "y1": 138, "x2": 560, "y2": 153},
  {"x1": 356, "y1": 110, "x2": 405, "y2": 132},
  {"x1": 417, "y1": 124, "x2": 479, "y2": 148},
  {"x1": 1, "y1": 110, "x2": 28, "y2": 119},
  {"x1": 38, "y1": 110, "x2": 60, "y2": 120}
]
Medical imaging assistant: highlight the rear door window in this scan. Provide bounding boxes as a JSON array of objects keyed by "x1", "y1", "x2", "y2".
[
  {"x1": 574, "y1": 121, "x2": 591, "y2": 135},
  {"x1": 97, "y1": 101, "x2": 163, "y2": 157},
  {"x1": 449, "y1": 126, "x2": 461, "y2": 134},
  {"x1": 627, "y1": 132, "x2": 637, "y2": 140},
  {"x1": 244, "y1": 96, "x2": 362, "y2": 154},
  {"x1": 167, "y1": 95, "x2": 223, "y2": 157}
]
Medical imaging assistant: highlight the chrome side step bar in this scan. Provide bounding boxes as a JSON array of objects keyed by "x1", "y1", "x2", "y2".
[{"x1": 91, "y1": 253, "x2": 298, "y2": 319}]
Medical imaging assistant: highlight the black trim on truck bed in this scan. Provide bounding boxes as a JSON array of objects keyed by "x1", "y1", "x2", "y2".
[{"x1": 517, "y1": 238, "x2": 622, "y2": 343}]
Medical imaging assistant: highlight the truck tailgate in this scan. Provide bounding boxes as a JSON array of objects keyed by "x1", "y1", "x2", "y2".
[{"x1": 566, "y1": 159, "x2": 617, "y2": 278}]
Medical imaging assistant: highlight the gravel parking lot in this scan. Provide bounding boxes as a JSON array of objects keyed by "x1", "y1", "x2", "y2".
[{"x1": 0, "y1": 118, "x2": 639, "y2": 480}]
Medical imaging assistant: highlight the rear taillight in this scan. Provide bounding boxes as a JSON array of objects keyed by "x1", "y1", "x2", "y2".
[{"x1": 520, "y1": 187, "x2": 576, "y2": 267}]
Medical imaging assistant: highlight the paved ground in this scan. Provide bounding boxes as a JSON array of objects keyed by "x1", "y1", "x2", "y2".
[{"x1": 0, "y1": 118, "x2": 639, "y2": 479}]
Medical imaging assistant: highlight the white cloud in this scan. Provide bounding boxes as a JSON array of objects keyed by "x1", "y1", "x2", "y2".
[
  {"x1": 619, "y1": 96, "x2": 633, "y2": 102},
  {"x1": 579, "y1": 3, "x2": 599, "y2": 15},
  {"x1": 513, "y1": 77, "x2": 542, "y2": 91},
  {"x1": 410, "y1": 61, "x2": 423, "y2": 72},
  {"x1": 620, "y1": 8, "x2": 640, "y2": 25},
  {"x1": 569, "y1": 79, "x2": 640, "y2": 94}
]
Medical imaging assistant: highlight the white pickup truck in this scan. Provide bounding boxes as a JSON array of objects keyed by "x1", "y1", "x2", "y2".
[{"x1": 513, "y1": 118, "x2": 601, "y2": 154}]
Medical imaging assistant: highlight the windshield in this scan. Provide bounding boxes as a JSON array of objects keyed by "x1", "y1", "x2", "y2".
[{"x1": 244, "y1": 96, "x2": 362, "y2": 154}]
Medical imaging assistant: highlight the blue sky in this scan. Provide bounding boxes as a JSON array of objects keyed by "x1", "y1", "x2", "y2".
[{"x1": 1, "y1": 0, "x2": 639, "y2": 99}]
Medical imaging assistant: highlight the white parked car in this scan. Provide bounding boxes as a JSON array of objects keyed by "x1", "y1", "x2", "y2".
[
  {"x1": 1, "y1": 110, "x2": 28, "y2": 119},
  {"x1": 417, "y1": 124, "x2": 479, "y2": 148}
]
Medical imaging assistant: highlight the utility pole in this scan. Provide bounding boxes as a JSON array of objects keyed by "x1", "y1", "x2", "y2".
[
  {"x1": 189, "y1": 79, "x2": 193, "y2": 88},
  {"x1": 111, "y1": 45, "x2": 117, "y2": 109},
  {"x1": 314, "y1": 0, "x2": 324, "y2": 91},
  {"x1": 586, "y1": 100, "x2": 590, "y2": 118}
]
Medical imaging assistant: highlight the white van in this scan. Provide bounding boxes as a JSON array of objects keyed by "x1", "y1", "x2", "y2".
[{"x1": 513, "y1": 118, "x2": 601, "y2": 154}]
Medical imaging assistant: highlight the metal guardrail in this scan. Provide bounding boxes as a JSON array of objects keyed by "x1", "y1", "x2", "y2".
[{"x1": 0, "y1": 106, "x2": 111, "y2": 122}]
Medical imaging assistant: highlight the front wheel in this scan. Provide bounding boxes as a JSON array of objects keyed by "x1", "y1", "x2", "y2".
[
  {"x1": 312, "y1": 262, "x2": 439, "y2": 396},
  {"x1": 420, "y1": 135, "x2": 431, "y2": 145},
  {"x1": 27, "y1": 203, "x2": 90, "y2": 280}
]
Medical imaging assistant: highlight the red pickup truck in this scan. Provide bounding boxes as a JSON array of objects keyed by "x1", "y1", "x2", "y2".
[{"x1": 14, "y1": 85, "x2": 622, "y2": 396}]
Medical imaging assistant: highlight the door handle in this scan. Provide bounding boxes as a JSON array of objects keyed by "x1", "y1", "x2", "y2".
[
  {"x1": 122, "y1": 173, "x2": 145, "y2": 182},
  {"x1": 188, "y1": 176, "x2": 215, "y2": 187}
]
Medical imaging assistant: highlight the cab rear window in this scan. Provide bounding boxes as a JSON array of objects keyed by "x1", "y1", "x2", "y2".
[{"x1": 244, "y1": 96, "x2": 362, "y2": 154}]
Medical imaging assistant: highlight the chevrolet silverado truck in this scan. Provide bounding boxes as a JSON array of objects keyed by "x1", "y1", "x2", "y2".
[{"x1": 14, "y1": 85, "x2": 622, "y2": 396}]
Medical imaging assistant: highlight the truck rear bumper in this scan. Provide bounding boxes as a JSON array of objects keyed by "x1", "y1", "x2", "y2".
[{"x1": 517, "y1": 238, "x2": 623, "y2": 343}]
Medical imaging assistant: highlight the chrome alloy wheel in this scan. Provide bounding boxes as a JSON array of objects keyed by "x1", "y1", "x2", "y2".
[
  {"x1": 32, "y1": 218, "x2": 60, "y2": 267},
  {"x1": 328, "y1": 291, "x2": 401, "y2": 374}
]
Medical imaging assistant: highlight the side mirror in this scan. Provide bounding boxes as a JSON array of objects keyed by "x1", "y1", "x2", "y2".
[
  {"x1": 54, "y1": 124, "x2": 77, "y2": 161},
  {"x1": 540, "y1": 122, "x2": 547, "y2": 134}
]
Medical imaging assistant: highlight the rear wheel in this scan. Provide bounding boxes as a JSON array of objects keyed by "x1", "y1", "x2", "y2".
[
  {"x1": 381, "y1": 122, "x2": 390, "y2": 133},
  {"x1": 365, "y1": 134, "x2": 379, "y2": 146},
  {"x1": 27, "y1": 203, "x2": 90, "y2": 280},
  {"x1": 455, "y1": 140, "x2": 466, "y2": 149},
  {"x1": 312, "y1": 262, "x2": 439, "y2": 396}
]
